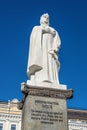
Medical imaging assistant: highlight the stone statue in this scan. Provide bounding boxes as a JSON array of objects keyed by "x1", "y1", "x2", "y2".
[
  {"x1": 27, "y1": 13, "x2": 61, "y2": 86},
  {"x1": 19, "y1": 14, "x2": 72, "y2": 130}
]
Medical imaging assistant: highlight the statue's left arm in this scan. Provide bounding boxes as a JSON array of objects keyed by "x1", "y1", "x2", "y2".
[{"x1": 53, "y1": 31, "x2": 61, "y2": 53}]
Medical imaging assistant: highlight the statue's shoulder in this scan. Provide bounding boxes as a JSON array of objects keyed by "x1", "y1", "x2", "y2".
[{"x1": 32, "y1": 26, "x2": 41, "y2": 31}]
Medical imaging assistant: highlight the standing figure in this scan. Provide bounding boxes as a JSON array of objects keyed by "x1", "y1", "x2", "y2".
[{"x1": 27, "y1": 13, "x2": 61, "y2": 85}]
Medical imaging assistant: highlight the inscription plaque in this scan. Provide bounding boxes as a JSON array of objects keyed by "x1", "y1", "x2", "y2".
[{"x1": 22, "y1": 95, "x2": 68, "y2": 130}]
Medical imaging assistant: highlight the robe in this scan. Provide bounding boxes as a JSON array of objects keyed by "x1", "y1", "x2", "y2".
[{"x1": 27, "y1": 25, "x2": 61, "y2": 84}]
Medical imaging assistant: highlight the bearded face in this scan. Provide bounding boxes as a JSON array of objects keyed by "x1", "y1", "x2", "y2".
[{"x1": 40, "y1": 13, "x2": 49, "y2": 26}]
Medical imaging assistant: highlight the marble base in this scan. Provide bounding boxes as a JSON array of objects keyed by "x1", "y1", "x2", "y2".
[{"x1": 26, "y1": 80, "x2": 67, "y2": 90}]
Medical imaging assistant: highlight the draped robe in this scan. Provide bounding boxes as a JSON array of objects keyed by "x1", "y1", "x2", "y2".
[{"x1": 27, "y1": 25, "x2": 61, "y2": 84}]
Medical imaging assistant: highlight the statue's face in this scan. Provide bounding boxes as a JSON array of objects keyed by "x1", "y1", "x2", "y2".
[{"x1": 40, "y1": 14, "x2": 49, "y2": 25}]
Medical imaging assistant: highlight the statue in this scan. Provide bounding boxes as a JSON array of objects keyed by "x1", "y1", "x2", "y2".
[
  {"x1": 19, "y1": 14, "x2": 73, "y2": 130},
  {"x1": 27, "y1": 13, "x2": 61, "y2": 86}
]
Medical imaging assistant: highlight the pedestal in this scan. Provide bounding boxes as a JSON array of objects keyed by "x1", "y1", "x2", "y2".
[{"x1": 18, "y1": 84, "x2": 73, "y2": 130}]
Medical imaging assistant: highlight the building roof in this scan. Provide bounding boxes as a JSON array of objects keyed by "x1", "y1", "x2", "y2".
[{"x1": 68, "y1": 108, "x2": 87, "y2": 120}]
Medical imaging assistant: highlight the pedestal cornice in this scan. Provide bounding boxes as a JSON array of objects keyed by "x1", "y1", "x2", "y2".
[{"x1": 17, "y1": 83, "x2": 73, "y2": 110}]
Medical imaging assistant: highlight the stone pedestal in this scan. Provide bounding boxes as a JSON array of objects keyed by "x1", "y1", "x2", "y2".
[{"x1": 18, "y1": 84, "x2": 73, "y2": 130}]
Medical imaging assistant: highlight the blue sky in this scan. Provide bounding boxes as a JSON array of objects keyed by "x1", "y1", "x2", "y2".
[{"x1": 0, "y1": 0, "x2": 87, "y2": 109}]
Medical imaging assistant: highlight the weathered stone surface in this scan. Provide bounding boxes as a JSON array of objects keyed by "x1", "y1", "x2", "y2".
[
  {"x1": 21, "y1": 94, "x2": 68, "y2": 130},
  {"x1": 21, "y1": 83, "x2": 73, "y2": 99},
  {"x1": 19, "y1": 83, "x2": 73, "y2": 130}
]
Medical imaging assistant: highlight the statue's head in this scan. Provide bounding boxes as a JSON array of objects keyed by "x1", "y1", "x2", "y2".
[{"x1": 40, "y1": 13, "x2": 49, "y2": 26}]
